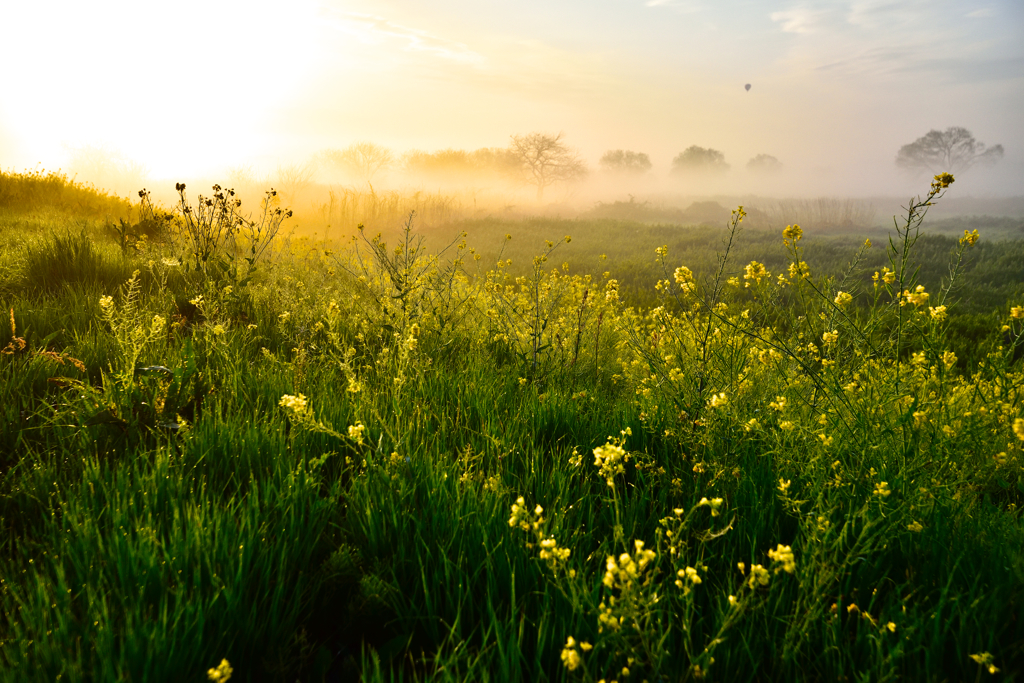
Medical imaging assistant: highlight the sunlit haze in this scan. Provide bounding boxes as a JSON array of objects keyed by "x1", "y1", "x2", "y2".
[{"x1": 3, "y1": 0, "x2": 1022, "y2": 198}]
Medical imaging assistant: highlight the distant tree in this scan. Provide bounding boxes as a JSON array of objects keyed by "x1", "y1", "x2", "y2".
[
  {"x1": 895, "y1": 127, "x2": 1004, "y2": 175},
  {"x1": 404, "y1": 149, "x2": 474, "y2": 177},
  {"x1": 469, "y1": 147, "x2": 522, "y2": 178},
  {"x1": 274, "y1": 161, "x2": 318, "y2": 204},
  {"x1": 746, "y1": 154, "x2": 783, "y2": 174},
  {"x1": 599, "y1": 149, "x2": 653, "y2": 175},
  {"x1": 315, "y1": 143, "x2": 394, "y2": 183},
  {"x1": 508, "y1": 132, "x2": 587, "y2": 202},
  {"x1": 670, "y1": 146, "x2": 730, "y2": 175}
]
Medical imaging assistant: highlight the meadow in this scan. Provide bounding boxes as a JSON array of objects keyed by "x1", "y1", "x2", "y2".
[{"x1": 0, "y1": 169, "x2": 1022, "y2": 682}]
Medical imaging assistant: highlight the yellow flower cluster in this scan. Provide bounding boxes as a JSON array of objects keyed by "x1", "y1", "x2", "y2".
[
  {"x1": 782, "y1": 224, "x2": 803, "y2": 241},
  {"x1": 1013, "y1": 418, "x2": 1024, "y2": 441},
  {"x1": 278, "y1": 393, "x2": 308, "y2": 414},
  {"x1": 833, "y1": 291, "x2": 853, "y2": 307},
  {"x1": 347, "y1": 423, "x2": 366, "y2": 445},
  {"x1": 1011, "y1": 305, "x2": 1024, "y2": 319},
  {"x1": 697, "y1": 496, "x2": 724, "y2": 517},
  {"x1": 508, "y1": 496, "x2": 533, "y2": 532},
  {"x1": 969, "y1": 652, "x2": 999, "y2": 675},
  {"x1": 960, "y1": 229, "x2": 980, "y2": 246},
  {"x1": 675, "y1": 565, "x2": 701, "y2": 589},
  {"x1": 767, "y1": 544, "x2": 796, "y2": 574},
  {"x1": 788, "y1": 261, "x2": 810, "y2": 280},
  {"x1": 747, "y1": 564, "x2": 769, "y2": 588},
  {"x1": 929, "y1": 305, "x2": 947, "y2": 321},
  {"x1": 603, "y1": 540, "x2": 657, "y2": 591},
  {"x1": 932, "y1": 172, "x2": 955, "y2": 190},
  {"x1": 674, "y1": 265, "x2": 696, "y2": 294},
  {"x1": 822, "y1": 330, "x2": 839, "y2": 345},
  {"x1": 872, "y1": 267, "x2": 896, "y2": 286},
  {"x1": 743, "y1": 260, "x2": 770, "y2": 285},
  {"x1": 903, "y1": 285, "x2": 929, "y2": 307},
  {"x1": 539, "y1": 536, "x2": 571, "y2": 564},
  {"x1": 560, "y1": 636, "x2": 592, "y2": 671},
  {"x1": 593, "y1": 433, "x2": 632, "y2": 486},
  {"x1": 207, "y1": 659, "x2": 233, "y2": 682}
]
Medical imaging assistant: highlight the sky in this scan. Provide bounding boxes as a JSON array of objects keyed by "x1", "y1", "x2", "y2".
[{"x1": 1, "y1": 0, "x2": 1022, "y2": 196}]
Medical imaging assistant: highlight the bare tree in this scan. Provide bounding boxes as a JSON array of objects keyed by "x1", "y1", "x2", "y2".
[
  {"x1": 599, "y1": 149, "x2": 652, "y2": 175},
  {"x1": 895, "y1": 127, "x2": 1004, "y2": 175},
  {"x1": 670, "y1": 146, "x2": 730, "y2": 175},
  {"x1": 315, "y1": 143, "x2": 394, "y2": 184},
  {"x1": 274, "y1": 161, "x2": 318, "y2": 205},
  {"x1": 508, "y1": 133, "x2": 587, "y2": 202}
]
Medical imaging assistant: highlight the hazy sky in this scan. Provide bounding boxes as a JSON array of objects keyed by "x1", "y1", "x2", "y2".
[{"x1": 2, "y1": 0, "x2": 1022, "y2": 195}]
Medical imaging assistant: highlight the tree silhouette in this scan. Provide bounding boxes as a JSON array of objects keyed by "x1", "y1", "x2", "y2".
[
  {"x1": 599, "y1": 149, "x2": 652, "y2": 175},
  {"x1": 508, "y1": 133, "x2": 586, "y2": 202},
  {"x1": 746, "y1": 154, "x2": 782, "y2": 174},
  {"x1": 671, "y1": 146, "x2": 730, "y2": 175},
  {"x1": 895, "y1": 127, "x2": 1003, "y2": 175},
  {"x1": 315, "y1": 143, "x2": 394, "y2": 184}
]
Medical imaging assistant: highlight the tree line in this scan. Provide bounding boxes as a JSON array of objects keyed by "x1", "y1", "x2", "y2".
[{"x1": 253, "y1": 126, "x2": 1006, "y2": 204}]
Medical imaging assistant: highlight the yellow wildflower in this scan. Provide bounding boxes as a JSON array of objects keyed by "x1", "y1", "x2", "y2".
[
  {"x1": 767, "y1": 544, "x2": 796, "y2": 574},
  {"x1": 207, "y1": 659, "x2": 233, "y2": 682},
  {"x1": 278, "y1": 394, "x2": 308, "y2": 414},
  {"x1": 743, "y1": 260, "x2": 770, "y2": 285},
  {"x1": 1013, "y1": 418, "x2": 1024, "y2": 441},
  {"x1": 782, "y1": 224, "x2": 803, "y2": 241},
  {"x1": 960, "y1": 229, "x2": 980, "y2": 247},
  {"x1": 834, "y1": 291, "x2": 853, "y2": 307},
  {"x1": 969, "y1": 652, "x2": 999, "y2": 675}
]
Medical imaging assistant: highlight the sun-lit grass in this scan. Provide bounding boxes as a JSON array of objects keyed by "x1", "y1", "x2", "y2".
[{"x1": 0, "y1": 173, "x2": 1022, "y2": 681}]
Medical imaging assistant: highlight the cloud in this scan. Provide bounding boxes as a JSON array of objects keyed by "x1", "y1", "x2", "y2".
[
  {"x1": 319, "y1": 9, "x2": 484, "y2": 64},
  {"x1": 965, "y1": 8, "x2": 995, "y2": 17},
  {"x1": 770, "y1": 7, "x2": 831, "y2": 34}
]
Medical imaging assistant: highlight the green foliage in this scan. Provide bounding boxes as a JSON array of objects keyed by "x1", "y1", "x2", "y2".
[
  {"x1": 22, "y1": 228, "x2": 134, "y2": 296},
  {"x1": 0, "y1": 175, "x2": 1022, "y2": 682}
]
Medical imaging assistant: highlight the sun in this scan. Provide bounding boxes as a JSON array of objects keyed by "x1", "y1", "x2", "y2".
[{"x1": 2, "y1": 0, "x2": 321, "y2": 178}]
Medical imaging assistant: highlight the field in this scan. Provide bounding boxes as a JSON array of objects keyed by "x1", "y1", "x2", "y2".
[{"x1": 1, "y1": 169, "x2": 1023, "y2": 682}]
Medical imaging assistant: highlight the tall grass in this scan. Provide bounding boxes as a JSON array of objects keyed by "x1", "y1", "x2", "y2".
[
  {"x1": 0, "y1": 168, "x2": 129, "y2": 218},
  {"x1": 0, "y1": 174, "x2": 1021, "y2": 681}
]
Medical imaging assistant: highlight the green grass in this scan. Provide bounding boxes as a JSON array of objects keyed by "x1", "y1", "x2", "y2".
[{"x1": 1, "y1": 177, "x2": 1022, "y2": 682}]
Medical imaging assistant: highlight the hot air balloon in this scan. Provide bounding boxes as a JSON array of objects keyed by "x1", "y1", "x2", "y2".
[{"x1": 745, "y1": 83, "x2": 751, "y2": 92}]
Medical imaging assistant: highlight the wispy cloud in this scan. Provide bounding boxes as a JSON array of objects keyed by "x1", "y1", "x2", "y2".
[
  {"x1": 319, "y1": 9, "x2": 484, "y2": 64},
  {"x1": 770, "y1": 6, "x2": 832, "y2": 34}
]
